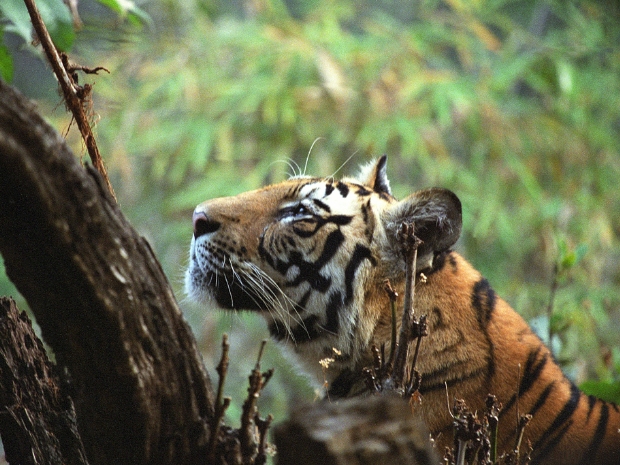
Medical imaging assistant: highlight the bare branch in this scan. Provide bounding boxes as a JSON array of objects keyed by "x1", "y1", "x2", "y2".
[
  {"x1": 23, "y1": 0, "x2": 116, "y2": 201},
  {"x1": 391, "y1": 222, "x2": 423, "y2": 388}
]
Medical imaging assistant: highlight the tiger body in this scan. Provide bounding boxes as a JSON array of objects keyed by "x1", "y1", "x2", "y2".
[{"x1": 186, "y1": 156, "x2": 620, "y2": 464}]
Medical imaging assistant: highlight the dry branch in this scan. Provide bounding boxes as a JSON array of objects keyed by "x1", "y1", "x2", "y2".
[
  {"x1": 23, "y1": 0, "x2": 115, "y2": 200},
  {"x1": 0, "y1": 80, "x2": 213, "y2": 465},
  {"x1": 391, "y1": 222, "x2": 423, "y2": 388}
]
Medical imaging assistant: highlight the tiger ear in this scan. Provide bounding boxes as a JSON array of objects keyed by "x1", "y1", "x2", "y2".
[
  {"x1": 383, "y1": 188, "x2": 462, "y2": 270},
  {"x1": 357, "y1": 154, "x2": 391, "y2": 195}
]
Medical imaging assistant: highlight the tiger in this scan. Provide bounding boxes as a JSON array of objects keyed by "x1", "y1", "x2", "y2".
[{"x1": 185, "y1": 156, "x2": 620, "y2": 465}]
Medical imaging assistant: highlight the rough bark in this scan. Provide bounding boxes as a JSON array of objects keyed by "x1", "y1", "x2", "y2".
[
  {"x1": 0, "y1": 80, "x2": 213, "y2": 465},
  {"x1": 274, "y1": 394, "x2": 439, "y2": 465},
  {"x1": 0, "y1": 297, "x2": 89, "y2": 465}
]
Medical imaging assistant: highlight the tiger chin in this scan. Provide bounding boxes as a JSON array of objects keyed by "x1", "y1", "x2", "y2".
[{"x1": 185, "y1": 155, "x2": 619, "y2": 465}]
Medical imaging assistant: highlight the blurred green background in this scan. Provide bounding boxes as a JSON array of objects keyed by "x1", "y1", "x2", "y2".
[{"x1": 2, "y1": 0, "x2": 620, "y2": 431}]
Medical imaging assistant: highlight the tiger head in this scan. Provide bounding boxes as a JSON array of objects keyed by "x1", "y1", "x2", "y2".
[{"x1": 185, "y1": 156, "x2": 462, "y2": 386}]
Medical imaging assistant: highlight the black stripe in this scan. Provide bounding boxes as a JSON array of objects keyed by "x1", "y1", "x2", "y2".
[
  {"x1": 471, "y1": 278, "x2": 497, "y2": 384},
  {"x1": 587, "y1": 394, "x2": 597, "y2": 421},
  {"x1": 532, "y1": 383, "x2": 582, "y2": 458},
  {"x1": 471, "y1": 278, "x2": 496, "y2": 326},
  {"x1": 361, "y1": 202, "x2": 369, "y2": 224},
  {"x1": 315, "y1": 229, "x2": 345, "y2": 268},
  {"x1": 291, "y1": 315, "x2": 320, "y2": 341},
  {"x1": 426, "y1": 251, "x2": 457, "y2": 276},
  {"x1": 328, "y1": 368, "x2": 357, "y2": 398},
  {"x1": 312, "y1": 198, "x2": 331, "y2": 213},
  {"x1": 448, "y1": 253, "x2": 457, "y2": 272},
  {"x1": 580, "y1": 401, "x2": 609, "y2": 463},
  {"x1": 501, "y1": 347, "x2": 547, "y2": 417},
  {"x1": 362, "y1": 200, "x2": 375, "y2": 242},
  {"x1": 292, "y1": 214, "x2": 353, "y2": 238},
  {"x1": 325, "y1": 183, "x2": 335, "y2": 196},
  {"x1": 531, "y1": 421, "x2": 573, "y2": 465},
  {"x1": 520, "y1": 348, "x2": 548, "y2": 394},
  {"x1": 286, "y1": 252, "x2": 332, "y2": 292},
  {"x1": 271, "y1": 300, "x2": 342, "y2": 342},
  {"x1": 528, "y1": 382, "x2": 555, "y2": 418},
  {"x1": 353, "y1": 183, "x2": 372, "y2": 196},
  {"x1": 285, "y1": 229, "x2": 345, "y2": 292},
  {"x1": 258, "y1": 237, "x2": 276, "y2": 269},
  {"x1": 336, "y1": 182, "x2": 349, "y2": 197},
  {"x1": 291, "y1": 181, "x2": 315, "y2": 197},
  {"x1": 324, "y1": 291, "x2": 343, "y2": 334},
  {"x1": 419, "y1": 365, "x2": 488, "y2": 394},
  {"x1": 269, "y1": 315, "x2": 320, "y2": 341},
  {"x1": 344, "y1": 244, "x2": 375, "y2": 304},
  {"x1": 431, "y1": 328, "x2": 466, "y2": 354},
  {"x1": 503, "y1": 381, "x2": 557, "y2": 446},
  {"x1": 268, "y1": 321, "x2": 286, "y2": 340}
]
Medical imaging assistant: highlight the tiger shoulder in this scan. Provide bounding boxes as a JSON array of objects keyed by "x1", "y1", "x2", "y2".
[{"x1": 186, "y1": 156, "x2": 620, "y2": 465}]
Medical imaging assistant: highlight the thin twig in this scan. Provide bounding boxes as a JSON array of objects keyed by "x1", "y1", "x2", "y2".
[
  {"x1": 514, "y1": 414, "x2": 532, "y2": 461},
  {"x1": 383, "y1": 279, "x2": 398, "y2": 368},
  {"x1": 391, "y1": 223, "x2": 423, "y2": 388},
  {"x1": 362, "y1": 344, "x2": 382, "y2": 392},
  {"x1": 254, "y1": 413, "x2": 273, "y2": 465},
  {"x1": 208, "y1": 334, "x2": 231, "y2": 461},
  {"x1": 363, "y1": 366, "x2": 379, "y2": 393},
  {"x1": 485, "y1": 395, "x2": 500, "y2": 464},
  {"x1": 406, "y1": 314, "x2": 427, "y2": 396},
  {"x1": 240, "y1": 340, "x2": 270, "y2": 464},
  {"x1": 23, "y1": 0, "x2": 116, "y2": 201}
]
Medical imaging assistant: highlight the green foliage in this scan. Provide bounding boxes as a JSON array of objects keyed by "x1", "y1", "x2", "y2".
[
  {"x1": 0, "y1": 0, "x2": 152, "y2": 83},
  {"x1": 581, "y1": 347, "x2": 620, "y2": 403},
  {"x1": 581, "y1": 380, "x2": 620, "y2": 405},
  {"x1": 0, "y1": 29, "x2": 13, "y2": 82},
  {"x1": 0, "y1": 0, "x2": 75, "y2": 81},
  {"x1": 95, "y1": 0, "x2": 152, "y2": 27},
  {"x1": 2, "y1": 0, "x2": 620, "y2": 426},
  {"x1": 1, "y1": 0, "x2": 37, "y2": 45}
]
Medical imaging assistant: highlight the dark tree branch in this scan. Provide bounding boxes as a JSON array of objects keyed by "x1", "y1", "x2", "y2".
[{"x1": 0, "y1": 80, "x2": 213, "y2": 465}]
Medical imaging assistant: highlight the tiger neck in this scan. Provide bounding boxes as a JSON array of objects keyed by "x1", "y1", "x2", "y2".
[{"x1": 325, "y1": 251, "x2": 452, "y2": 399}]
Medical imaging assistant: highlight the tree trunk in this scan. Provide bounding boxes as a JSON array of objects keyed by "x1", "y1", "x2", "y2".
[
  {"x1": 0, "y1": 296, "x2": 89, "y2": 465},
  {"x1": 0, "y1": 80, "x2": 214, "y2": 465}
]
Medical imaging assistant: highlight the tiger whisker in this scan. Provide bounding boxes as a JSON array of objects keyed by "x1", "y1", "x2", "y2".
[
  {"x1": 243, "y1": 262, "x2": 309, "y2": 340},
  {"x1": 329, "y1": 150, "x2": 358, "y2": 179},
  {"x1": 304, "y1": 137, "x2": 323, "y2": 176},
  {"x1": 243, "y1": 268, "x2": 297, "y2": 331}
]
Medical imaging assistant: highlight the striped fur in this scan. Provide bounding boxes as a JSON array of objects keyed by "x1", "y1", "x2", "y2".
[{"x1": 186, "y1": 156, "x2": 619, "y2": 464}]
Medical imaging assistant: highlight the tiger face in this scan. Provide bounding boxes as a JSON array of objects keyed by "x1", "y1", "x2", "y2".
[{"x1": 185, "y1": 155, "x2": 461, "y2": 383}]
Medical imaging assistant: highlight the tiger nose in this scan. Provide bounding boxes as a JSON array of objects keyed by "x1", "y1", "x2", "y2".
[{"x1": 193, "y1": 210, "x2": 220, "y2": 238}]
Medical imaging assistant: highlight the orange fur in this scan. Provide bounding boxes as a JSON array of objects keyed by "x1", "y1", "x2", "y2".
[{"x1": 368, "y1": 252, "x2": 620, "y2": 464}]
